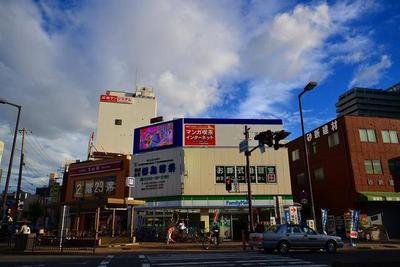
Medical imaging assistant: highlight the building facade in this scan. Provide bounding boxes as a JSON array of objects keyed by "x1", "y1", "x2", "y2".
[
  {"x1": 336, "y1": 83, "x2": 400, "y2": 119},
  {"x1": 63, "y1": 155, "x2": 143, "y2": 239},
  {"x1": 0, "y1": 139, "x2": 4, "y2": 165},
  {"x1": 288, "y1": 116, "x2": 400, "y2": 238},
  {"x1": 95, "y1": 87, "x2": 157, "y2": 155},
  {"x1": 132, "y1": 118, "x2": 293, "y2": 240}
]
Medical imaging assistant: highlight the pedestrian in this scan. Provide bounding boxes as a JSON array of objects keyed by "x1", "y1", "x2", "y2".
[
  {"x1": 166, "y1": 225, "x2": 175, "y2": 244},
  {"x1": 19, "y1": 221, "x2": 31, "y2": 235}
]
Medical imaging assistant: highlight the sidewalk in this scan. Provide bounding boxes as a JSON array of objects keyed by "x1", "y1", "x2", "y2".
[{"x1": 1, "y1": 240, "x2": 400, "y2": 255}]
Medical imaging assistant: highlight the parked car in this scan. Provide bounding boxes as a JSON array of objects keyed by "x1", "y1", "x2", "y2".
[{"x1": 259, "y1": 224, "x2": 343, "y2": 254}]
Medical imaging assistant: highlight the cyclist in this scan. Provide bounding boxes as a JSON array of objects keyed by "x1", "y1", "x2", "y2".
[{"x1": 211, "y1": 222, "x2": 220, "y2": 245}]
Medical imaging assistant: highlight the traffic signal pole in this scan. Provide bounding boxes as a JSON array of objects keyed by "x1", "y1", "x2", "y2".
[{"x1": 244, "y1": 126, "x2": 254, "y2": 233}]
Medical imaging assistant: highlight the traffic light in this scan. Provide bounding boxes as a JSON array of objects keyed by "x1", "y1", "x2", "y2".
[
  {"x1": 225, "y1": 177, "x2": 232, "y2": 192},
  {"x1": 273, "y1": 130, "x2": 291, "y2": 150},
  {"x1": 254, "y1": 130, "x2": 274, "y2": 147}
]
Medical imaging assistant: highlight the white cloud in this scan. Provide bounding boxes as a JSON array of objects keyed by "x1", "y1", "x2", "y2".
[{"x1": 349, "y1": 55, "x2": 392, "y2": 88}]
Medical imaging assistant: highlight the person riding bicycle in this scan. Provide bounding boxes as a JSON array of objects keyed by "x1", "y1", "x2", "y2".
[
  {"x1": 211, "y1": 222, "x2": 220, "y2": 245},
  {"x1": 177, "y1": 220, "x2": 187, "y2": 233}
]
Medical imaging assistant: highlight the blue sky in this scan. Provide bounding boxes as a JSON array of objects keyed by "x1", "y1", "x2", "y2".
[{"x1": 0, "y1": 0, "x2": 399, "y2": 192}]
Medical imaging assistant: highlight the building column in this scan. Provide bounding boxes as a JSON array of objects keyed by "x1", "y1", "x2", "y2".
[
  {"x1": 200, "y1": 208, "x2": 209, "y2": 232},
  {"x1": 112, "y1": 209, "x2": 116, "y2": 237}
]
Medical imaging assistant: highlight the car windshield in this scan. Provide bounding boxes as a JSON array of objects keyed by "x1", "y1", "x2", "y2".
[{"x1": 266, "y1": 225, "x2": 279, "y2": 232}]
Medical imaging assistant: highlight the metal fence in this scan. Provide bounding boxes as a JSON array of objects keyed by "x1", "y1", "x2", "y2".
[{"x1": 2, "y1": 234, "x2": 98, "y2": 253}]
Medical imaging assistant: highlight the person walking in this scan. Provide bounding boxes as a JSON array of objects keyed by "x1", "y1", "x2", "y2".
[{"x1": 166, "y1": 225, "x2": 175, "y2": 244}]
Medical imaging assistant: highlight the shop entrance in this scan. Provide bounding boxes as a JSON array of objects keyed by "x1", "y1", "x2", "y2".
[{"x1": 232, "y1": 214, "x2": 248, "y2": 241}]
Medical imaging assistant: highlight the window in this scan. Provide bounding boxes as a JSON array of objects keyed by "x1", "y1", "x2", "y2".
[
  {"x1": 382, "y1": 130, "x2": 399, "y2": 143},
  {"x1": 292, "y1": 149, "x2": 300, "y2": 161},
  {"x1": 313, "y1": 168, "x2": 324, "y2": 181},
  {"x1": 364, "y1": 160, "x2": 383, "y2": 174},
  {"x1": 311, "y1": 142, "x2": 317, "y2": 154},
  {"x1": 359, "y1": 129, "x2": 376, "y2": 142},
  {"x1": 296, "y1": 173, "x2": 305, "y2": 186},
  {"x1": 115, "y1": 119, "x2": 122, "y2": 125},
  {"x1": 328, "y1": 132, "x2": 339, "y2": 147}
]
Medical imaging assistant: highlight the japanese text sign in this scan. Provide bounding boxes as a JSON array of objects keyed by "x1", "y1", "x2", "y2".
[{"x1": 185, "y1": 124, "x2": 216, "y2": 146}]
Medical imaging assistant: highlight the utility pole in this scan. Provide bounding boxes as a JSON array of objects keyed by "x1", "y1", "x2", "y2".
[
  {"x1": 15, "y1": 128, "x2": 29, "y2": 221},
  {"x1": 244, "y1": 126, "x2": 254, "y2": 233}
]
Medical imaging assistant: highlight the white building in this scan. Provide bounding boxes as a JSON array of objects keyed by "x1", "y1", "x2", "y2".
[
  {"x1": 131, "y1": 118, "x2": 293, "y2": 240},
  {"x1": 96, "y1": 87, "x2": 157, "y2": 155}
]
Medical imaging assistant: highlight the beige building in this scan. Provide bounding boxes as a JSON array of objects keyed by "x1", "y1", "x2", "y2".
[
  {"x1": 131, "y1": 118, "x2": 293, "y2": 240},
  {"x1": 95, "y1": 87, "x2": 157, "y2": 155}
]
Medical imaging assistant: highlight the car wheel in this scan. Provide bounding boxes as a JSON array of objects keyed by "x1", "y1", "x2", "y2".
[
  {"x1": 278, "y1": 241, "x2": 289, "y2": 254},
  {"x1": 326, "y1": 241, "x2": 337, "y2": 253}
]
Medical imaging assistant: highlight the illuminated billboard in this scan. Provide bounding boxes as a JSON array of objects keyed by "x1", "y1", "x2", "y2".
[{"x1": 139, "y1": 122, "x2": 174, "y2": 151}]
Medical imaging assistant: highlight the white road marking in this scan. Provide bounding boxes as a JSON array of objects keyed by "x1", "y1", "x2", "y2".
[
  {"x1": 139, "y1": 255, "x2": 145, "y2": 259},
  {"x1": 97, "y1": 254, "x2": 114, "y2": 267}
]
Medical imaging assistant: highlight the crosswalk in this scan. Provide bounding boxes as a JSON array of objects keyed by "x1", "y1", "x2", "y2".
[{"x1": 142, "y1": 252, "x2": 330, "y2": 267}]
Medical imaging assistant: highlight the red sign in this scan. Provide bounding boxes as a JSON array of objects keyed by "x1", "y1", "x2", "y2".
[
  {"x1": 100, "y1": 95, "x2": 118, "y2": 102},
  {"x1": 69, "y1": 161, "x2": 123, "y2": 176},
  {"x1": 100, "y1": 95, "x2": 132, "y2": 104},
  {"x1": 184, "y1": 124, "x2": 216, "y2": 146}
]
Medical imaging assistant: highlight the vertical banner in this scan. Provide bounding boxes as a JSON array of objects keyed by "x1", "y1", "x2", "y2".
[
  {"x1": 321, "y1": 208, "x2": 329, "y2": 235},
  {"x1": 284, "y1": 210, "x2": 290, "y2": 224},
  {"x1": 350, "y1": 210, "x2": 360, "y2": 239},
  {"x1": 344, "y1": 211, "x2": 353, "y2": 238},
  {"x1": 213, "y1": 209, "x2": 220, "y2": 223},
  {"x1": 289, "y1": 206, "x2": 299, "y2": 224}
]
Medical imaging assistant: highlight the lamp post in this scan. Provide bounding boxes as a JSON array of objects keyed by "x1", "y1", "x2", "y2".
[
  {"x1": 298, "y1": 82, "x2": 317, "y2": 225},
  {"x1": 0, "y1": 97, "x2": 21, "y2": 221}
]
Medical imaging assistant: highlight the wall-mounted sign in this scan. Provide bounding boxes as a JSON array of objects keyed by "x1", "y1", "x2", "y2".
[
  {"x1": 225, "y1": 200, "x2": 248, "y2": 207},
  {"x1": 126, "y1": 177, "x2": 135, "y2": 187},
  {"x1": 133, "y1": 148, "x2": 183, "y2": 198},
  {"x1": 184, "y1": 124, "x2": 216, "y2": 146},
  {"x1": 100, "y1": 94, "x2": 132, "y2": 104},
  {"x1": 306, "y1": 119, "x2": 338, "y2": 143},
  {"x1": 69, "y1": 161, "x2": 123, "y2": 177},
  {"x1": 74, "y1": 176, "x2": 116, "y2": 198}
]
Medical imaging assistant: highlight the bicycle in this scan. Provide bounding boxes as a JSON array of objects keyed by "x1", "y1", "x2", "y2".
[{"x1": 202, "y1": 232, "x2": 220, "y2": 250}]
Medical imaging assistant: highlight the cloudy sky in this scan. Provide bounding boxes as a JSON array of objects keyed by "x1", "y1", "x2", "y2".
[{"x1": 0, "y1": 0, "x2": 399, "y2": 193}]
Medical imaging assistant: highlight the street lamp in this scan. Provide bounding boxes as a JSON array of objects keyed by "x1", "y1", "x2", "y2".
[
  {"x1": 298, "y1": 82, "x2": 317, "y2": 226},
  {"x1": 0, "y1": 97, "x2": 21, "y2": 221}
]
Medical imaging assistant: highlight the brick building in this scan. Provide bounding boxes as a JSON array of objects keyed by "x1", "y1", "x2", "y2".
[{"x1": 288, "y1": 115, "x2": 400, "y2": 238}]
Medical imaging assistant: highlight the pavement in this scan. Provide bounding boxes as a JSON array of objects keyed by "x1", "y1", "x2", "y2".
[{"x1": 1, "y1": 239, "x2": 400, "y2": 255}]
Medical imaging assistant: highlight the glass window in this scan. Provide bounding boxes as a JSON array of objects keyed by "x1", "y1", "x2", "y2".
[
  {"x1": 367, "y1": 129, "x2": 376, "y2": 142},
  {"x1": 215, "y1": 166, "x2": 225, "y2": 183},
  {"x1": 382, "y1": 130, "x2": 399, "y2": 143},
  {"x1": 365, "y1": 160, "x2": 383, "y2": 174},
  {"x1": 115, "y1": 119, "x2": 122, "y2": 125},
  {"x1": 359, "y1": 128, "x2": 376, "y2": 142},
  {"x1": 359, "y1": 129, "x2": 368, "y2": 142},
  {"x1": 296, "y1": 173, "x2": 305, "y2": 186},
  {"x1": 292, "y1": 149, "x2": 300, "y2": 161},
  {"x1": 311, "y1": 142, "x2": 317, "y2": 154},
  {"x1": 328, "y1": 132, "x2": 339, "y2": 147},
  {"x1": 364, "y1": 160, "x2": 373, "y2": 174},
  {"x1": 314, "y1": 168, "x2": 324, "y2": 181},
  {"x1": 389, "y1": 131, "x2": 399, "y2": 143},
  {"x1": 372, "y1": 160, "x2": 383, "y2": 174}
]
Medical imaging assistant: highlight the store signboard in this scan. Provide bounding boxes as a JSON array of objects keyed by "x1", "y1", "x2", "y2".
[
  {"x1": 100, "y1": 94, "x2": 132, "y2": 104},
  {"x1": 184, "y1": 124, "x2": 216, "y2": 146},
  {"x1": 225, "y1": 200, "x2": 248, "y2": 207},
  {"x1": 69, "y1": 161, "x2": 123, "y2": 177},
  {"x1": 73, "y1": 176, "x2": 116, "y2": 198},
  {"x1": 266, "y1": 166, "x2": 277, "y2": 183},
  {"x1": 132, "y1": 147, "x2": 183, "y2": 198}
]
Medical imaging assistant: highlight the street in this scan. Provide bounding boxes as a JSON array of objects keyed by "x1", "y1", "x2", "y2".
[{"x1": 1, "y1": 249, "x2": 400, "y2": 267}]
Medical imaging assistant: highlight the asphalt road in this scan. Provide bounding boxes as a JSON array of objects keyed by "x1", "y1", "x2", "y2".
[{"x1": 1, "y1": 249, "x2": 400, "y2": 267}]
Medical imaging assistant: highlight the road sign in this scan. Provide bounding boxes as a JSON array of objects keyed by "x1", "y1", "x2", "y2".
[
  {"x1": 239, "y1": 140, "x2": 248, "y2": 153},
  {"x1": 125, "y1": 177, "x2": 135, "y2": 187}
]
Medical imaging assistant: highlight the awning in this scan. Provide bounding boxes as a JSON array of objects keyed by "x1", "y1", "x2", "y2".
[
  {"x1": 358, "y1": 192, "x2": 400, "y2": 202},
  {"x1": 62, "y1": 197, "x2": 145, "y2": 208}
]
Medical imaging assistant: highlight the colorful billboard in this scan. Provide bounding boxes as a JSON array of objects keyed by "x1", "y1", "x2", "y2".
[
  {"x1": 139, "y1": 122, "x2": 174, "y2": 151},
  {"x1": 184, "y1": 124, "x2": 216, "y2": 146}
]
